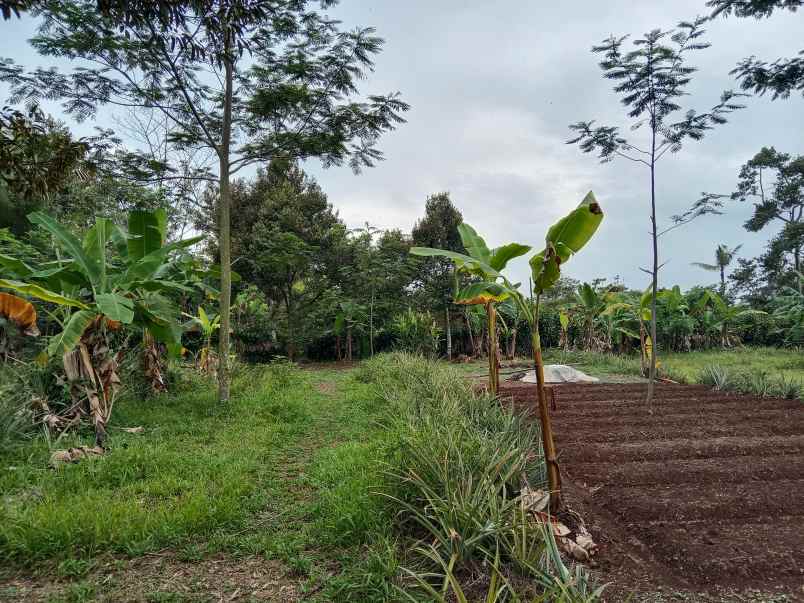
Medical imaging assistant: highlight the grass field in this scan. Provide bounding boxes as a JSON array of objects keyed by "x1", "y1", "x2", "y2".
[
  {"x1": 0, "y1": 363, "x2": 399, "y2": 601},
  {"x1": 454, "y1": 346, "x2": 804, "y2": 396}
]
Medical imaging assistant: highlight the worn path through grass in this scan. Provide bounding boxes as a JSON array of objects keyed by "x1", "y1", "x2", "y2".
[{"x1": 0, "y1": 365, "x2": 394, "y2": 602}]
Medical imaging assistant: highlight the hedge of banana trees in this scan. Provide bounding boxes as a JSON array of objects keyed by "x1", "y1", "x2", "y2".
[
  {"x1": 489, "y1": 281, "x2": 802, "y2": 362},
  {"x1": 0, "y1": 209, "x2": 213, "y2": 445}
]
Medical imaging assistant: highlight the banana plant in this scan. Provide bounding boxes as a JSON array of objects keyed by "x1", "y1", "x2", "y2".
[
  {"x1": 507, "y1": 191, "x2": 604, "y2": 512},
  {"x1": 558, "y1": 310, "x2": 570, "y2": 351},
  {"x1": 573, "y1": 282, "x2": 608, "y2": 350},
  {"x1": 411, "y1": 224, "x2": 530, "y2": 393},
  {"x1": 600, "y1": 287, "x2": 653, "y2": 371},
  {"x1": 334, "y1": 300, "x2": 365, "y2": 361},
  {"x1": 183, "y1": 305, "x2": 221, "y2": 374},
  {"x1": 695, "y1": 289, "x2": 765, "y2": 348},
  {"x1": 0, "y1": 209, "x2": 201, "y2": 444}
]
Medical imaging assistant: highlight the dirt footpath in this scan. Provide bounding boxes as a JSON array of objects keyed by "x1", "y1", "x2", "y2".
[{"x1": 499, "y1": 382, "x2": 804, "y2": 601}]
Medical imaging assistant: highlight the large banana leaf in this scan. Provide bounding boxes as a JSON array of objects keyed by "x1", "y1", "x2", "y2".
[
  {"x1": 95, "y1": 292, "x2": 135, "y2": 324},
  {"x1": 545, "y1": 191, "x2": 603, "y2": 259},
  {"x1": 122, "y1": 235, "x2": 204, "y2": 283},
  {"x1": 530, "y1": 191, "x2": 604, "y2": 294},
  {"x1": 454, "y1": 281, "x2": 510, "y2": 305},
  {"x1": 48, "y1": 310, "x2": 96, "y2": 356},
  {"x1": 489, "y1": 243, "x2": 531, "y2": 271},
  {"x1": 0, "y1": 278, "x2": 89, "y2": 309},
  {"x1": 457, "y1": 223, "x2": 491, "y2": 264},
  {"x1": 0, "y1": 253, "x2": 34, "y2": 278},
  {"x1": 109, "y1": 224, "x2": 130, "y2": 259},
  {"x1": 83, "y1": 218, "x2": 112, "y2": 293},
  {"x1": 410, "y1": 247, "x2": 501, "y2": 278},
  {"x1": 128, "y1": 209, "x2": 167, "y2": 260},
  {"x1": 28, "y1": 212, "x2": 102, "y2": 288}
]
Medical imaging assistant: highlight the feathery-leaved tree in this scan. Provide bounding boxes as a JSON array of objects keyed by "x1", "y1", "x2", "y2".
[
  {"x1": 0, "y1": 0, "x2": 408, "y2": 402},
  {"x1": 685, "y1": 147, "x2": 803, "y2": 293},
  {"x1": 692, "y1": 243, "x2": 742, "y2": 294},
  {"x1": 568, "y1": 16, "x2": 744, "y2": 405},
  {"x1": 708, "y1": 0, "x2": 803, "y2": 100}
]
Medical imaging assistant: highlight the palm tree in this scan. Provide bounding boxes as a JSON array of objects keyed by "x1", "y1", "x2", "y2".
[{"x1": 692, "y1": 244, "x2": 742, "y2": 295}]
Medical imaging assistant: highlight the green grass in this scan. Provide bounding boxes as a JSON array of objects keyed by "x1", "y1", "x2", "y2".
[
  {"x1": 0, "y1": 354, "x2": 597, "y2": 602},
  {"x1": 452, "y1": 346, "x2": 803, "y2": 391},
  {"x1": 657, "y1": 347, "x2": 804, "y2": 383},
  {"x1": 0, "y1": 361, "x2": 408, "y2": 601}
]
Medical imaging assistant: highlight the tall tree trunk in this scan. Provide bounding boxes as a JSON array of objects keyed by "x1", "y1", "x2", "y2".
[
  {"x1": 720, "y1": 264, "x2": 726, "y2": 296},
  {"x1": 335, "y1": 334, "x2": 342, "y2": 361},
  {"x1": 445, "y1": 305, "x2": 452, "y2": 360},
  {"x1": 509, "y1": 328, "x2": 517, "y2": 359},
  {"x1": 647, "y1": 125, "x2": 658, "y2": 408},
  {"x1": 530, "y1": 297, "x2": 561, "y2": 512},
  {"x1": 285, "y1": 290, "x2": 295, "y2": 362},
  {"x1": 346, "y1": 325, "x2": 352, "y2": 361},
  {"x1": 795, "y1": 246, "x2": 802, "y2": 293},
  {"x1": 369, "y1": 287, "x2": 375, "y2": 357},
  {"x1": 217, "y1": 49, "x2": 234, "y2": 405}
]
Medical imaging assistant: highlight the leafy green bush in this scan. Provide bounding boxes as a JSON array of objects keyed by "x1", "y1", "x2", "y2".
[
  {"x1": 0, "y1": 368, "x2": 36, "y2": 452},
  {"x1": 389, "y1": 308, "x2": 442, "y2": 358}
]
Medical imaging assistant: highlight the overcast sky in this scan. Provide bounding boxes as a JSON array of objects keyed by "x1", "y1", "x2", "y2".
[{"x1": 3, "y1": 1, "x2": 802, "y2": 290}]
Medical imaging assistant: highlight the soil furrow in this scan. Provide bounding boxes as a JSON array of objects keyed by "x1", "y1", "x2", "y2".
[
  {"x1": 627, "y1": 515, "x2": 804, "y2": 584},
  {"x1": 557, "y1": 435, "x2": 804, "y2": 463},
  {"x1": 544, "y1": 399, "x2": 798, "y2": 418},
  {"x1": 552, "y1": 407, "x2": 801, "y2": 432},
  {"x1": 597, "y1": 478, "x2": 804, "y2": 522},
  {"x1": 566, "y1": 454, "x2": 804, "y2": 486},
  {"x1": 503, "y1": 381, "x2": 804, "y2": 597},
  {"x1": 554, "y1": 420, "x2": 804, "y2": 443}
]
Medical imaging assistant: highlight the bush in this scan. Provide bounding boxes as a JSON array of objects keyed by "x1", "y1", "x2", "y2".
[{"x1": 389, "y1": 309, "x2": 442, "y2": 358}]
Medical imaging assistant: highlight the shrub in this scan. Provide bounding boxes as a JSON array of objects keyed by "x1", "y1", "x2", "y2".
[{"x1": 389, "y1": 309, "x2": 442, "y2": 358}]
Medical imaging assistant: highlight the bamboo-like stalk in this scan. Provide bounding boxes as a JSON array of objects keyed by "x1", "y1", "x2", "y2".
[
  {"x1": 486, "y1": 301, "x2": 499, "y2": 394},
  {"x1": 531, "y1": 295, "x2": 561, "y2": 512}
]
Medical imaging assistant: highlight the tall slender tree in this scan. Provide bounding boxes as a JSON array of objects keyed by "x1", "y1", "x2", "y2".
[
  {"x1": 568, "y1": 16, "x2": 744, "y2": 405},
  {"x1": 411, "y1": 193, "x2": 464, "y2": 360},
  {"x1": 1, "y1": 0, "x2": 408, "y2": 402},
  {"x1": 692, "y1": 243, "x2": 742, "y2": 294}
]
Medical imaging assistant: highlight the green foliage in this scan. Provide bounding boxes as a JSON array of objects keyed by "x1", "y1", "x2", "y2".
[
  {"x1": 530, "y1": 192, "x2": 603, "y2": 296},
  {"x1": 390, "y1": 308, "x2": 441, "y2": 357},
  {"x1": 0, "y1": 105, "x2": 98, "y2": 235},
  {"x1": 0, "y1": 366, "x2": 37, "y2": 452},
  {"x1": 354, "y1": 354, "x2": 601, "y2": 600},
  {"x1": 700, "y1": 363, "x2": 802, "y2": 400},
  {"x1": 0, "y1": 210, "x2": 202, "y2": 356},
  {"x1": 708, "y1": 0, "x2": 803, "y2": 99}
]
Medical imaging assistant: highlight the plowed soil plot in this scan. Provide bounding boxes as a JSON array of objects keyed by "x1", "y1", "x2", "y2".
[{"x1": 498, "y1": 382, "x2": 804, "y2": 601}]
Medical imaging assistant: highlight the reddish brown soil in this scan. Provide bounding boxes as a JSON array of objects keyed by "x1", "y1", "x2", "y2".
[{"x1": 498, "y1": 381, "x2": 804, "y2": 601}]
